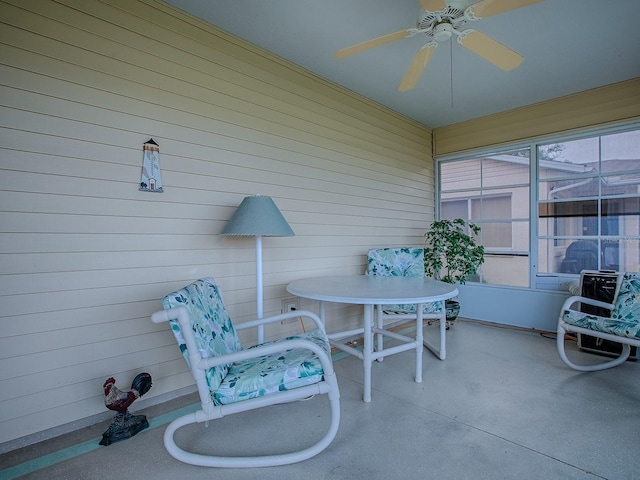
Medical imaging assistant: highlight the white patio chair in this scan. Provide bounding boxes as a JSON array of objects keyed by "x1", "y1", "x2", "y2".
[
  {"x1": 367, "y1": 247, "x2": 447, "y2": 360},
  {"x1": 557, "y1": 272, "x2": 640, "y2": 371},
  {"x1": 151, "y1": 277, "x2": 340, "y2": 467}
]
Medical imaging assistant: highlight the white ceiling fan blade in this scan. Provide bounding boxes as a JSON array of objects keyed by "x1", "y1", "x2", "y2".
[
  {"x1": 419, "y1": 0, "x2": 447, "y2": 11},
  {"x1": 336, "y1": 30, "x2": 412, "y2": 59},
  {"x1": 398, "y1": 44, "x2": 437, "y2": 92},
  {"x1": 458, "y1": 30, "x2": 523, "y2": 71},
  {"x1": 469, "y1": 0, "x2": 546, "y2": 19}
]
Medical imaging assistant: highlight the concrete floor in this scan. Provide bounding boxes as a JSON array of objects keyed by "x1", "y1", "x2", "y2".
[{"x1": 2, "y1": 319, "x2": 638, "y2": 480}]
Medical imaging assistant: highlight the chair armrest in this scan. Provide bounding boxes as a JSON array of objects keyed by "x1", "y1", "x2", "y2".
[
  {"x1": 151, "y1": 306, "x2": 188, "y2": 324},
  {"x1": 151, "y1": 307, "x2": 334, "y2": 376},
  {"x1": 235, "y1": 310, "x2": 325, "y2": 333},
  {"x1": 560, "y1": 295, "x2": 615, "y2": 315},
  {"x1": 152, "y1": 308, "x2": 323, "y2": 332}
]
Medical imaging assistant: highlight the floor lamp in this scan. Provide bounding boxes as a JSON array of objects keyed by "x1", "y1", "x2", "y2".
[{"x1": 221, "y1": 196, "x2": 295, "y2": 343}]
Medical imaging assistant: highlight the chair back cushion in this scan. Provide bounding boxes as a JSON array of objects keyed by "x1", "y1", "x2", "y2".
[
  {"x1": 611, "y1": 272, "x2": 640, "y2": 322},
  {"x1": 162, "y1": 277, "x2": 242, "y2": 394},
  {"x1": 367, "y1": 248, "x2": 443, "y2": 314},
  {"x1": 367, "y1": 247, "x2": 425, "y2": 277}
]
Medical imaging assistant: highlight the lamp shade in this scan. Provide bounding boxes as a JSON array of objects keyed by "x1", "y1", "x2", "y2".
[{"x1": 221, "y1": 196, "x2": 294, "y2": 237}]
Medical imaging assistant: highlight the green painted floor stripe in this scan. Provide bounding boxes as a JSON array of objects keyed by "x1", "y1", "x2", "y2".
[{"x1": 0, "y1": 402, "x2": 199, "y2": 480}]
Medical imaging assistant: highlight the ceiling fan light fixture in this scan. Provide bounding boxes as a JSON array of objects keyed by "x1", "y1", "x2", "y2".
[{"x1": 433, "y1": 22, "x2": 454, "y2": 42}]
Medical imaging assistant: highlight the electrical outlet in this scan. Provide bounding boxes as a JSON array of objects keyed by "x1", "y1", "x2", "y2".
[
  {"x1": 282, "y1": 297, "x2": 299, "y2": 313},
  {"x1": 281, "y1": 298, "x2": 300, "y2": 324}
]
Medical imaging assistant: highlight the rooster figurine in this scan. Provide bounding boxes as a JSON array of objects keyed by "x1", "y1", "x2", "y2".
[{"x1": 99, "y1": 372, "x2": 152, "y2": 446}]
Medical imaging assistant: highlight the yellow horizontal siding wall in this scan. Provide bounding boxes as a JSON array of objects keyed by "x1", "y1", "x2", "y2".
[
  {"x1": 434, "y1": 78, "x2": 640, "y2": 156},
  {"x1": 0, "y1": 0, "x2": 433, "y2": 444}
]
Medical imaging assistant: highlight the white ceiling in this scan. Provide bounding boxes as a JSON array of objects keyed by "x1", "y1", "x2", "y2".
[{"x1": 163, "y1": 0, "x2": 640, "y2": 128}]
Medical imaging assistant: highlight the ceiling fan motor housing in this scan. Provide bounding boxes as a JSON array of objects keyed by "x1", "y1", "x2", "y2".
[{"x1": 417, "y1": 5, "x2": 467, "y2": 40}]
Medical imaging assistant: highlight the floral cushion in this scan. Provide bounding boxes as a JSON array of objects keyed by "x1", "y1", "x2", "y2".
[
  {"x1": 367, "y1": 248, "x2": 425, "y2": 277},
  {"x1": 215, "y1": 328, "x2": 329, "y2": 405},
  {"x1": 163, "y1": 277, "x2": 329, "y2": 406},
  {"x1": 367, "y1": 248, "x2": 443, "y2": 315},
  {"x1": 610, "y1": 272, "x2": 640, "y2": 321},
  {"x1": 563, "y1": 272, "x2": 640, "y2": 340},
  {"x1": 162, "y1": 278, "x2": 242, "y2": 397},
  {"x1": 381, "y1": 301, "x2": 444, "y2": 315}
]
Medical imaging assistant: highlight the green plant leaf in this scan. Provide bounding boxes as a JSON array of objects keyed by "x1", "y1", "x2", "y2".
[{"x1": 424, "y1": 218, "x2": 485, "y2": 284}]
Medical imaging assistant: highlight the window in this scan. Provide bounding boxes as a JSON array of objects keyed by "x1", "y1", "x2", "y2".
[
  {"x1": 538, "y1": 129, "x2": 640, "y2": 275},
  {"x1": 439, "y1": 149, "x2": 530, "y2": 287},
  {"x1": 437, "y1": 124, "x2": 640, "y2": 289}
]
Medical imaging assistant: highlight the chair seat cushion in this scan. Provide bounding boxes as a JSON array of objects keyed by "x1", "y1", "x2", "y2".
[
  {"x1": 214, "y1": 328, "x2": 330, "y2": 405},
  {"x1": 382, "y1": 301, "x2": 443, "y2": 315},
  {"x1": 562, "y1": 309, "x2": 640, "y2": 340}
]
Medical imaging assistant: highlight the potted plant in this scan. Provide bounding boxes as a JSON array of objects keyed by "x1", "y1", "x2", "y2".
[{"x1": 423, "y1": 218, "x2": 485, "y2": 321}]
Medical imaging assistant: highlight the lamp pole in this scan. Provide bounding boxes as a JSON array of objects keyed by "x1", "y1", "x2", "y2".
[
  {"x1": 221, "y1": 196, "x2": 294, "y2": 344},
  {"x1": 255, "y1": 235, "x2": 264, "y2": 341}
]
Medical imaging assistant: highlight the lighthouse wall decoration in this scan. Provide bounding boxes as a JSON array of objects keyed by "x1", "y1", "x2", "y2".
[{"x1": 139, "y1": 138, "x2": 163, "y2": 192}]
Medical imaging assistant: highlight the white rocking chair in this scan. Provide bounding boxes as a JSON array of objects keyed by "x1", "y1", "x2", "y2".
[
  {"x1": 151, "y1": 277, "x2": 340, "y2": 467},
  {"x1": 557, "y1": 272, "x2": 640, "y2": 371}
]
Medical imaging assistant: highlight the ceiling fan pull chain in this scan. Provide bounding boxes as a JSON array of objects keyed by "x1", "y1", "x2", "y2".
[{"x1": 450, "y1": 40, "x2": 454, "y2": 110}]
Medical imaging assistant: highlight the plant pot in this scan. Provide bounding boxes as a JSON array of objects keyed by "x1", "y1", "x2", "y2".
[{"x1": 445, "y1": 299, "x2": 460, "y2": 322}]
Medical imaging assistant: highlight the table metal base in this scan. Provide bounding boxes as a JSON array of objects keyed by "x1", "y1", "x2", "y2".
[{"x1": 327, "y1": 303, "x2": 425, "y2": 402}]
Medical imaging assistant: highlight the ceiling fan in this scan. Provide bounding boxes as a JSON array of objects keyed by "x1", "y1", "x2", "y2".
[{"x1": 336, "y1": 0, "x2": 545, "y2": 92}]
